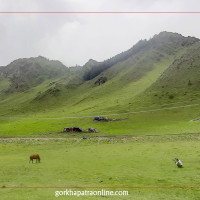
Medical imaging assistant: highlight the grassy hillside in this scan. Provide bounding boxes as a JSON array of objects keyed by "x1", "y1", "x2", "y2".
[
  {"x1": 1, "y1": 32, "x2": 200, "y2": 137},
  {"x1": 143, "y1": 42, "x2": 200, "y2": 102},
  {"x1": 83, "y1": 31, "x2": 198, "y2": 81}
]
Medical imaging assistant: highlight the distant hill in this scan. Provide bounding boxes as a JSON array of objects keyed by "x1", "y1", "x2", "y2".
[{"x1": 0, "y1": 56, "x2": 69, "y2": 92}]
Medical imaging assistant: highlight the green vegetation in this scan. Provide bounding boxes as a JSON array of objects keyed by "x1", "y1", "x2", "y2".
[
  {"x1": 1, "y1": 136, "x2": 200, "y2": 199},
  {"x1": 1, "y1": 31, "x2": 200, "y2": 199},
  {"x1": 1, "y1": 101, "x2": 200, "y2": 137},
  {"x1": 144, "y1": 42, "x2": 200, "y2": 103}
]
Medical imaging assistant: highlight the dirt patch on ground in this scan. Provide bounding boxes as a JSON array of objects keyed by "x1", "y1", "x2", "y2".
[
  {"x1": 1, "y1": 133, "x2": 200, "y2": 143},
  {"x1": 0, "y1": 137, "x2": 79, "y2": 141}
]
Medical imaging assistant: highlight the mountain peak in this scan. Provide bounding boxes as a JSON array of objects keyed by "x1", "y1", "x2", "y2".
[
  {"x1": 155, "y1": 31, "x2": 181, "y2": 37},
  {"x1": 83, "y1": 59, "x2": 99, "y2": 68},
  {"x1": 151, "y1": 31, "x2": 199, "y2": 46},
  {"x1": 86, "y1": 59, "x2": 98, "y2": 64}
]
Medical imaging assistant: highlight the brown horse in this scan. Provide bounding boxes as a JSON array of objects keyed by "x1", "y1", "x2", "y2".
[{"x1": 29, "y1": 154, "x2": 41, "y2": 163}]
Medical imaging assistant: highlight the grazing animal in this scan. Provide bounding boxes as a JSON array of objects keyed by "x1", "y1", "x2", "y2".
[
  {"x1": 88, "y1": 128, "x2": 98, "y2": 133},
  {"x1": 173, "y1": 158, "x2": 183, "y2": 168},
  {"x1": 29, "y1": 154, "x2": 41, "y2": 163}
]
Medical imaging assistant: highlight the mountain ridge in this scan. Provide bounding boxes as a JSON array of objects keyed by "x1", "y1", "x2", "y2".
[{"x1": 0, "y1": 31, "x2": 200, "y2": 116}]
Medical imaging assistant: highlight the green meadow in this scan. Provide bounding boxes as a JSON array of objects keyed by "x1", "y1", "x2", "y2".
[
  {"x1": 1, "y1": 135, "x2": 200, "y2": 200},
  {"x1": 1, "y1": 100, "x2": 200, "y2": 137}
]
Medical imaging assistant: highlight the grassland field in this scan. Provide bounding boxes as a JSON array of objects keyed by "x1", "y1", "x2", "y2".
[
  {"x1": 1, "y1": 135, "x2": 200, "y2": 200},
  {"x1": 1, "y1": 79, "x2": 200, "y2": 200},
  {"x1": 1, "y1": 99, "x2": 200, "y2": 137},
  {"x1": 1, "y1": 102, "x2": 200, "y2": 199}
]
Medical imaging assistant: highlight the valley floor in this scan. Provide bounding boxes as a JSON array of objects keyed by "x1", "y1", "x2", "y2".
[
  {"x1": 1, "y1": 134, "x2": 200, "y2": 200},
  {"x1": 1, "y1": 99, "x2": 200, "y2": 199}
]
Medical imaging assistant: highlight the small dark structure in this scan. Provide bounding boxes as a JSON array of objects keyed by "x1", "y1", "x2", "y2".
[
  {"x1": 63, "y1": 127, "x2": 83, "y2": 133},
  {"x1": 29, "y1": 154, "x2": 40, "y2": 163},
  {"x1": 94, "y1": 116, "x2": 127, "y2": 122},
  {"x1": 95, "y1": 77, "x2": 107, "y2": 85},
  {"x1": 88, "y1": 128, "x2": 98, "y2": 133},
  {"x1": 94, "y1": 116, "x2": 109, "y2": 121}
]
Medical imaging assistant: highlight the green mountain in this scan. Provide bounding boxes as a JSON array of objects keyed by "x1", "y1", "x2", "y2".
[
  {"x1": 83, "y1": 31, "x2": 198, "y2": 80},
  {"x1": 0, "y1": 31, "x2": 200, "y2": 117}
]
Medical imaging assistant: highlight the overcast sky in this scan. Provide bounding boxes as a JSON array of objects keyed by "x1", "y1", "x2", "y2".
[{"x1": 0, "y1": 0, "x2": 200, "y2": 67}]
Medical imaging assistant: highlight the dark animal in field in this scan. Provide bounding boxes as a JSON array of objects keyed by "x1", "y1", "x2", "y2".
[{"x1": 29, "y1": 154, "x2": 41, "y2": 163}]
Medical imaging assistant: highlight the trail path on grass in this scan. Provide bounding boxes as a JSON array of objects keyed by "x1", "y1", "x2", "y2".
[
  {"x1": 1, "y1": 133, "x2": 200, "y2": 142},
  {"x1": 0, "y1": 137, "x2": 78, "y2": 141},
  {"x1": 0, "y1": 136, "x2": 127, "y2": 141},
  {"x1": 1, "y1": 102, "x2": 200, "y2": 120}
]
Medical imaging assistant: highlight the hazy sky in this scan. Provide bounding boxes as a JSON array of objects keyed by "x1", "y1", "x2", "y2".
[{"x1": 0, "y1": 0, "x2": 200, "y2": 67}]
